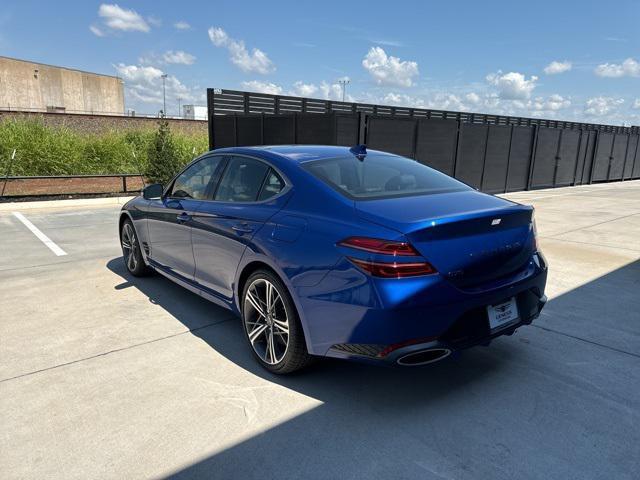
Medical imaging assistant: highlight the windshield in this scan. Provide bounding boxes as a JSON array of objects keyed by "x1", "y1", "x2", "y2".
[{"x1": 304, "y1": 153, "x2": 471, "y2": 200}]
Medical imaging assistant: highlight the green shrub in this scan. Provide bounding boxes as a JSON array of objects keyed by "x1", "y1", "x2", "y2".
[{"x1": 0, "y1": 117, "x2": 208, "y2": 177}]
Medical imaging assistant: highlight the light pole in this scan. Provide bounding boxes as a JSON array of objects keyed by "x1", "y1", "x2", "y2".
[
  {"x1": 338, "y1": 78, "x2": 350, "y2": 102},
  {"x1": 161, "y1": 74, "x2": 168, "y2": 116}
]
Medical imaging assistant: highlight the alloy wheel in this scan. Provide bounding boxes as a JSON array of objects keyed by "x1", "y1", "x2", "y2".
[
  {"x1": 121, "y1": 223, "x2": 138, "y2": 272},
  {"x1": 243, "y1": 278, "x2": 290, "y2": 365}
]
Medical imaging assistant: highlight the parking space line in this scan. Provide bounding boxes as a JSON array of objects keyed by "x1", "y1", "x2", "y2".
[{"x1": 12, "y1": 212, "x2": 68, "y2": 256}]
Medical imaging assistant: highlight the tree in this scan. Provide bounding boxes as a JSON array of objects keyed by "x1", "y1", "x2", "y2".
[{"x1": 145, "y1": 119, "x2": 181, "y2": 184}]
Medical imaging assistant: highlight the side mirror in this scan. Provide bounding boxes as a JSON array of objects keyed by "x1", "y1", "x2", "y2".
[{"x1": 143, "y1": 183, "x2": 163, "y2": 199}]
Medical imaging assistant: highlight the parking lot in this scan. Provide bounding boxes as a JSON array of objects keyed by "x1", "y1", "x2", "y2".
[{"x1": 1, "y1": 181, "x2": 639, "y2": 479}]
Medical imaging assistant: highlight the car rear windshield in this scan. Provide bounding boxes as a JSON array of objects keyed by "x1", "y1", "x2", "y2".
[{"x1": 304, "y1": 153, "x2": 471, "y2": 200}]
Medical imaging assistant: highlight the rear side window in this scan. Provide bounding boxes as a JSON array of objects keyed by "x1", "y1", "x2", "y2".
[
  {"x1": 304, "y1": 154, "x2": 470, "y2": 199},
  {"x1": 214, "y1": 156, "x2": 270, "y2": 202},
  {"x1": 258, "y1": 170, "x2": 284, "y2": 201}
]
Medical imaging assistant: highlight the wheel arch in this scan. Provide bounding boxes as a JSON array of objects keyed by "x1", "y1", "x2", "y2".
[{"x1": 235, "y1": 257, "x2": 313, "y2": 354}]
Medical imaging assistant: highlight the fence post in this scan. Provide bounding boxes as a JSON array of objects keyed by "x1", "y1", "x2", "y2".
[
  {"x1": 122, "y1": 175, "x2": 127, "y2": 193},
  {"x1": 571, "y1": 130, "x2": 584, "y2": 186},
  {"x1": 621, "y1": 134, "x2": 631, "y2": 181},
  {"x1": 452, "y1": 115, "x2": 463, "y2": 178},
  {"x1": 527, "y1": 124, "x2": 540, "y2": 190},
  {"x1": 589, "y1": 130, "x2": 600, "y2": 184},
  {"x1": 206, "y1": 88, "x2": 215, "y2": 150},
  {"x1": 1, "y1": 149, "x2": 17, "y2": 198},
  {"x1": 478, "y1": 125, "x2": 491, "y2": 191},
  {"x1": 503, "y1": 125, "x2": 515, "y2": 193},
  {"x1": 606, "y1": 133, "x2": 616, "y2": 182}
]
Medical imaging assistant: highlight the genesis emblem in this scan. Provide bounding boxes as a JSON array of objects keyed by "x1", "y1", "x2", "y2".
[{"x1": 491, "y1": 218, "x2": 502, "y2": 226}]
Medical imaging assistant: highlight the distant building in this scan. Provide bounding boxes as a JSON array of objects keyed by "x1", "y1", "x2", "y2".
[
  {"x1": 182, "y1": 104, "x2": 207, "y2": 120},
  {"x1": 0, "y1": 56, "x2": 125, "y2": 115}
]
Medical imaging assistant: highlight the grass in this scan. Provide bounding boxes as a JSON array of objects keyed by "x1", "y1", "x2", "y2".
[{"x1": 0, "y1": 118, "x2": 209, "y2": 177}]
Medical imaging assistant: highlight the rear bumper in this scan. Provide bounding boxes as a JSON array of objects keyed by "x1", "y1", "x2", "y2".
[
  {"x1": 297, "y1": 254, "x2": 548, "y2": 358},
  {"x1": 328, "y1": 291, "x2": 547, "y2": 365}
]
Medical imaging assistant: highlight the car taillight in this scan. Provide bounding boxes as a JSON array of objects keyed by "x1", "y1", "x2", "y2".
[
  {"x1": 337, "y1": 237, "x2": 419, "y2": 256},
  {"x1": 348, "y1": 258, "x2": 436, "y2": 278}
]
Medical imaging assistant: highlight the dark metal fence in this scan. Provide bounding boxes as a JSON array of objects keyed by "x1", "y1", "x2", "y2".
[{"x1": 207, "y1": 89, "x2": 640, "y2": 193}]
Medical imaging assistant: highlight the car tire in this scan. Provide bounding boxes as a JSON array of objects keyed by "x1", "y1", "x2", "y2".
[
  {"x1": 242, "y1": 269, "x2": 311, "y2": 374},
  {"x1": 121, "y1": 218, "x2": 151, "y2": 277}
]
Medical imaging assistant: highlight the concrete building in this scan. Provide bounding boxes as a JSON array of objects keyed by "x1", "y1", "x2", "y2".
[
  {"x1": 0, "y1": 56, "x2": 124, "y2": 114},
  {"x1": 182, "y1": 104, "x2": 208, "y2": 120}
]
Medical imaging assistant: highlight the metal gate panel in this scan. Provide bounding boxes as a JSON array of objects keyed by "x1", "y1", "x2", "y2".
[
  {"x1": 415, "y1": 119, "x2": 458, "y2": 175},
  {"x1": 581, "y1": 131, "x2": 597, "y2": 183},
  {"x1": 454, "y1": 124, "x2": 487, "y2": 189},
  {"x1": 296, "y1": 114, "x2": 334, "y2": 144},
  {"x1": 531, "y1": 128, "x2": 560, "y2": 188},
  {"x1": 481, "y1": 125, "x2": 511, "y2": 193},
  {"x1": 574, "y1": 131, "x2": 588, "y2": 185},
  {"x1": 365, "y1": 116, "x2": 416, "y2": 158},
  {"x1": 263, "y1": 115, "x2": 295, "y2": 145},
  {"x1": 505, "y1": 126, "x2": 534, "y2": 192},
  {"x1": 336, "y1": 114, "x2": 360, "y2": 146},
  {"x1": 623, "y1": 135, "x2": 638, "y2": 179},
  {"x1": 555, "y1": 130, "x2": 580, "y2": 186},
  {"x1": 592, "y1": 132, "x2": 613, "y2": 181},
  {"x1": 211, "y1": 115, "x2": 237, "y2": 148},
  {"x1": 236, "y1": 115, "x2": 262, "y2": 146},
  {"x1": 609, "y1": 134, "x2": 628, "y2": 180}
]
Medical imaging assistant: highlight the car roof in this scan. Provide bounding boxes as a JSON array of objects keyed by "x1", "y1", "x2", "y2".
[{"x1": 211, "y1": 145, "x2": 393, "y2": 163}]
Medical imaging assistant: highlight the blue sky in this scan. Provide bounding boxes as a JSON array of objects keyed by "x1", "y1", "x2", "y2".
[{"x1": 1, "y1": 0, "x2": 640, "y2": 124}]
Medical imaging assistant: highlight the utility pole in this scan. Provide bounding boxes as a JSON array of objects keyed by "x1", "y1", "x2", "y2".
[
  {"x1": 178, "y1": 97, "x2": 182, "y2": 118},
  {"x1": 161, "y1": 74, "x2": 168, "y2": 116},
  {"x1": 338, "y1": 78, "x2": 350, "y2": 102}
]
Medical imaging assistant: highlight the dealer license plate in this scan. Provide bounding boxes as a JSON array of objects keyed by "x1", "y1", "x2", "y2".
[{"x1": 487, "y1": 297, "x2": 519, "y2": 331}]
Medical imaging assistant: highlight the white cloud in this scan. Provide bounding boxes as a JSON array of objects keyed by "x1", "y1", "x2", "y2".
[
  {"x1": 98, "y1": 4, "x2": 150, "y2": 32},
  {"x1": 362, "y1": 47, "x2": 418, "y2": 87},
  {"x1": 208, "y1": 27, "x2": 275, "y2": 74},
  {"x1": 239, "y1": 79, "x2": 354, "y2": 101},
  {"x1": 114, "y1": 63, "x2": 203, "y2": 111},
  {"x1": 544, "y1": 60, "x2": 572, "y2": 75},
  {"x1": 633, "y1": 99, "x2": 640, "y2": 110},
  {"x1": 584, "y1": 96, "x2": 624, "y2": 116},
  {"x1": 527, "y1": 94, "x2": 571, "y2": 112},
  {"x1": 241, "y1": 80, "x2": 283, "y2": 95},
  {"x1": 594, "y1": 58, "x2": 640, "y2": 78},
  {"x1": 174, "y1": 20, "x2": 191, "y2": 30},
  {"x1": 89, "y1": 25, "x2": 105, "y2": 37},
  {"x1": 163, "y1": 50, "x2": 196, "y2": 65},
  {"x1": 290, "y1": 81, "x2": 318, "y2": 97},
  {"x1": 486, "y1": 71, "x2": 538, "y2": 100}
]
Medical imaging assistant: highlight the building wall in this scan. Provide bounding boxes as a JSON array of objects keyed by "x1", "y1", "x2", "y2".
[{"x1": 0, "y1": 57, "x2": 125, "y2": 114}]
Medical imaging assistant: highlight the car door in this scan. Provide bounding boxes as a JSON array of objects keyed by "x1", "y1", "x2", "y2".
[
  {"x1": 146, "y1": 155, "x2": 225, "y2": 281},
  {"x1": 192, "y1": 155, "x2": 290, "y2": 300}
]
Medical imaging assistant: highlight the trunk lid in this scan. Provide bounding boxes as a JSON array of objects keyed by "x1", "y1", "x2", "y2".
[{"x1": 355, "y1": 191, "x2": 534, "y2": 289}]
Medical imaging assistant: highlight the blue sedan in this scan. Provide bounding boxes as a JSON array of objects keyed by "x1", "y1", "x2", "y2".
[{"x1": 119, "y1": 145, "x2": 547, "y2": 373}]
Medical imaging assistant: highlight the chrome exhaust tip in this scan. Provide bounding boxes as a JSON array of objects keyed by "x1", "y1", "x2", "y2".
[{"x1": 396, "y1": 348, "x2": 451, "y2": 366}]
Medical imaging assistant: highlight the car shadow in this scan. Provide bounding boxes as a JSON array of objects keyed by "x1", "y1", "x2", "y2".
[
  {"x1": 106, "y1": 256, "x2": 518, "y2": 477},
  {"x1": 106, "y1": 258, "x2": 640, "y2": 479}
]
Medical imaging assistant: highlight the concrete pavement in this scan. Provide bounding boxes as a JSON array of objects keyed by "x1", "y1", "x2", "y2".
[{"x1": 1, "y1": 181, "x2": 639, "y2": 479}]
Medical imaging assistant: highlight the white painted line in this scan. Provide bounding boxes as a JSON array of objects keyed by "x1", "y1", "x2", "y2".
[{"x1": 12, "y1": 212, "x2": 67, "y2": 256}]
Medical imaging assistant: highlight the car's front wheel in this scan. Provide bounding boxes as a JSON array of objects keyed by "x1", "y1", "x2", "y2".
[
  {"x1": 242, "y1": 270, "x2": 311, "y2": 374},
  {"x1": 121, "y1": 218, "x2": 151, "y2": 277}
]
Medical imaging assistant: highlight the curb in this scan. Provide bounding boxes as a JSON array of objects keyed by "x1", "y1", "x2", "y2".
[{"x1": 0, "y1": 196, "x2": 135, "y2": 211}]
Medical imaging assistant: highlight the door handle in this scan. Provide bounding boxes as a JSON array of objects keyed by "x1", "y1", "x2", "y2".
[
  {"x1": 232, "y1": 223, "x2": 253, "y2": 234},
  {"x1": 176, "y1": 212, "x2": 191, "y2": 224}
]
